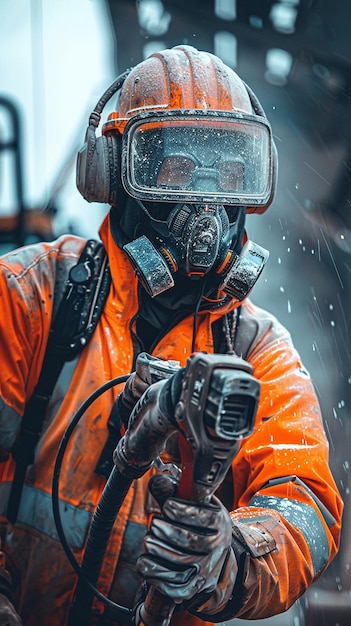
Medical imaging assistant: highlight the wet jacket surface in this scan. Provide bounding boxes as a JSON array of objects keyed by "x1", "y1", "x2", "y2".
[{"x1": 0, "y1": 214, "x2": 343, "y2": 625}]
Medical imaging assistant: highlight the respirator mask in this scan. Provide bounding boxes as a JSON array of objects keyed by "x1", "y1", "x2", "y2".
[{"x1": 121, "y1": 110, "x2": 271, "y2": 298}]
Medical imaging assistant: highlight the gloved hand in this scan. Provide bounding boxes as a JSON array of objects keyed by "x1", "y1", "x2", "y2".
[
  {"x1": 0, "y1": 594, "x2": 22, "y2": 626},
  {"x1": 136, "y1": 482, "x2": 238, "y2": 613},
  {"x1": 96, "y1": 353, "x2": 180, "y2": 478},
  {"x1": 117, "y1": 353, "x2": 166, "y2": 428},
  {"x1": 0, "y1": 548, "x2": 22, "y2": 625}
]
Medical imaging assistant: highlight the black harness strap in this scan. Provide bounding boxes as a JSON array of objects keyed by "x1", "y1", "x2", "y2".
[{"x1": 7, "y1": 239, "x2": 111, "y2": 523}]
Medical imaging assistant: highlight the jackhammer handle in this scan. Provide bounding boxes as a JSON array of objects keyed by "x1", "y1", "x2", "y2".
[
  {"x1": 136, "y1": 463, "x2": 205, "y2": 626},
  {"x1": 135, "y1": 587, "x2": 176, "y2": 626}
]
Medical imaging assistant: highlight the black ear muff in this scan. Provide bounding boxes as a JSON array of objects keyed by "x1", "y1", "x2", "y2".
[
  {"x1": 244, "y1": 82, "x2": 278, "y2": 214},
  {"x1": 76, "y1": 69, "x2": 132, "y2": 206},
  {"x1": 76, "y1": 131, "x2": 121, "y2": 205}
]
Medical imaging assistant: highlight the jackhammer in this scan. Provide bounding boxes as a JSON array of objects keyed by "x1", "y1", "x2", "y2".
[{"x1": 64, "y1": 351, "x2": 260, "y2": 626}]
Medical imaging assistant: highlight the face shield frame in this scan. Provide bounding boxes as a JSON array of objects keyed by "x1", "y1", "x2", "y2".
[{"x1": 120, "y1": 109, "x2": 274, "y2": 208}]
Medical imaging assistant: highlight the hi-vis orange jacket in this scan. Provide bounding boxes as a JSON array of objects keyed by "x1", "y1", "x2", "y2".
[{"x1": 0, "y1": 214, "x2": 343, "y2": 626}]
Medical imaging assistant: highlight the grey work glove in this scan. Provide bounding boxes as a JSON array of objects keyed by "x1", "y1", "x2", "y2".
[
  {"x1": 136, "y1": 487, "x2": 238, "y2": 612},
  {"x1": 116, "y1": 360, "x2": 150, "y2": 427},
  {"x1": 0, "y1": 550, "x2": 22, "y2": 626},
  {"x1": 0, "y1": 594, "x2": 22, "y2": 626},
  {"x1": 96, "y1": 353, "x2": 180, "y2": 478},
  {"x1": 117, "y1": 352, "x2": 178, "y2": 427}
]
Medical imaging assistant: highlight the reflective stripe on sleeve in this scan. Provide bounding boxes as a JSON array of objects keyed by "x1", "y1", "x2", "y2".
[
  {"x1": 262, "y1": 475, "x2": 336, "y2": 528},
  {"x1": 248, "y1": 494, "x2": 329, "y2": 576},
  {"x1": 0, "y1": 482, "x2": 91, "y2": 549}
]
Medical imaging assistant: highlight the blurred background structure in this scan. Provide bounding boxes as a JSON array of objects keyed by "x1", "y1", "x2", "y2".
[{"x1": 0, "y1": 1, "x2": 350, "y2": 624}]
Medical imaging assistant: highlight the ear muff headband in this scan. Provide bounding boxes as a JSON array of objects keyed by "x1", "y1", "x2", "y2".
[{"x1": 76, "y1": 69, "x2": 132, "y2": 205}]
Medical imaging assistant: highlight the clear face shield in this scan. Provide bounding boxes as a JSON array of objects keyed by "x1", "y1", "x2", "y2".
[{"x1": 121, "y1": 109, "x2": 274, "y2": 209}]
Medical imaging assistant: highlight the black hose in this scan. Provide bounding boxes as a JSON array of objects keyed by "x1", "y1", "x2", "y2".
[
  {"x1": 52, "y1": 374, "x2": 134, "y2": 624},
  {"x1": 68, "y1": 466, "x2": 133, "y2": 625}
]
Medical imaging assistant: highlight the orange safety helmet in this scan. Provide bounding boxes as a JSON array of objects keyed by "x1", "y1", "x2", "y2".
[
  {"x1": 106, "y1": 45, "x2": 254, "y2": 128},
  {"x1": 77, "y1": 45, "x2": 277, "y2": 213}
]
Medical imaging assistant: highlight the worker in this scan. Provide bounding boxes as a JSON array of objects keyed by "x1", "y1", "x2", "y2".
[{"x1": 0, "y1": 45, "x2": 343, "y2": 626}]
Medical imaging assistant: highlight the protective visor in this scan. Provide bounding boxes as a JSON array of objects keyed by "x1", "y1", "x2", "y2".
[{"x1": 121, "y1": 109, "x2": 274, "y2": 206}]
